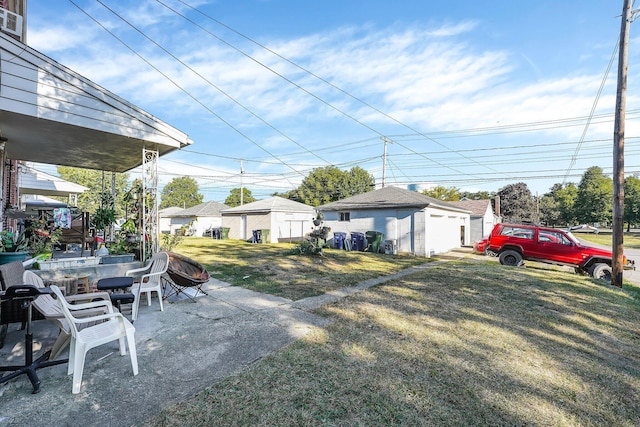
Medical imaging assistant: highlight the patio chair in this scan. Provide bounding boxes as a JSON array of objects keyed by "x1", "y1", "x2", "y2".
[
  {"x1": 125, "y1": 251, "x2": 169, "y2": 321},
  {"x1": 23, "y1": 270, "x2": 111, "y2": 360},
  {"x1": 0, "y1": 261, "x2": 45, "y2": 347},
  {"x1": 49, "y1": 285, "x2": 138, "y2": 394}
]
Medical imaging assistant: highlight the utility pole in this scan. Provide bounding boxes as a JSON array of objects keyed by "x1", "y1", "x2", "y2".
[
  {"x1": 612, "y1": 0, "x2": 635, "y2": 287},
  {"x1": 381, "y1": 137, "x2": 390, "y2": 188},
  {"x1": 240, "y1": 160, "x2": 245, "y2": 206}
]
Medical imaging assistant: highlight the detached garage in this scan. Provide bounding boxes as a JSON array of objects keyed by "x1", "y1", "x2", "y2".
[
  {"x1": 221, "y1": 196, "x2": 316, "y2": 243},
  {"x1": 318, "y1": 186, "x2": 471, "y2": 257}
]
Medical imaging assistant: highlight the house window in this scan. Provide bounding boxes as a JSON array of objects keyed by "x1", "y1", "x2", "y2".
[{"x1": 339, "y1": 212, "x2": 350, "y2": 222}]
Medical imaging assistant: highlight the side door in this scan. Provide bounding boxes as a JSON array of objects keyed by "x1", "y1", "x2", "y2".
[{"x1": 533, "y1": 230, "x2": 576, "y2": 264}]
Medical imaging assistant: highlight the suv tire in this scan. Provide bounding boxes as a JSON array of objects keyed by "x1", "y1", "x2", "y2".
[
  {"x1": 499, "y1": 250, "x2": 523, "y2": 267},
  {"x1": 589, "y1": 263, "x2": 612, "y2": 282}
]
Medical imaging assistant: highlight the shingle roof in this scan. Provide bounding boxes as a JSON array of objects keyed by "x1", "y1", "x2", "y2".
[
  {"x1": 318, "y1": 186, "x2": 471, "y2": 213},
  {"x1": 222, "y1": 196, "x2": 315, "y2": 214},
  {"x1": 159, "y1": 206, "x2": 184, "y2": 217},
  {"x1": 168, "y1": 201, "x2": 229, "y2": 217},
  {"x1": 450, "y1": 199, "x2": 493, "y2": 216}
]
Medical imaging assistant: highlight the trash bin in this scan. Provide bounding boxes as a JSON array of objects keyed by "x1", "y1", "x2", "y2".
[
  {"x1": 365, "y1": 231, "x2": 384, "y2": 253},
  {"x1": 260, "y1": 229, "x2": 270, "y2": 244},
  {"x1": 252, "y1": 229, "x2": 261, "y2": 244},
  {"x1": 350, "y1": 232, "x2": 366, "y2": 251},
  {"x1": 333, "y1": 232, "x2": 347, "y2": 250},
  {"x1": 220, "y1": 227, "x2": 230, "y2": 239}
]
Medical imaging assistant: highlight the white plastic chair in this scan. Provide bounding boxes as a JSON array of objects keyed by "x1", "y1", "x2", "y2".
[
  {"x1": 49, "y1": 285, "x2": 138, "y2": 394},
  {"x1": 126, "y1": 251, "x2": 169, "y2": 321},
  {"x1": 24, "y1": 271, "x2": 111, "y2": 360}
]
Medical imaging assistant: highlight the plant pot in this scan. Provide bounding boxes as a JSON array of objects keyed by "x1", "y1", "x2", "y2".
[
  {"x1": 100, "y1": 254, "x2": 135, "y2": 264},
  {"x1": 0, "y1": 251, "x2": 29, "y2": 265}
]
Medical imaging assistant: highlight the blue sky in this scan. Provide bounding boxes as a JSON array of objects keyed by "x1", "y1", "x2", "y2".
[{"x1": 25, "y1": 0, "x2": 640, "y2": 202}]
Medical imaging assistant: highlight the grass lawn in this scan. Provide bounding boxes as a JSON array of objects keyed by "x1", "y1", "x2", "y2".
[
  {"x1": 173, "y1": 237, "x2": 430, "y2": 300},
  {"x1": 147, "y1": 242, "x2": 640, "y2": 426},
  {"x1": 576, "y1": 231, "x2": 640, "y2": 249}
]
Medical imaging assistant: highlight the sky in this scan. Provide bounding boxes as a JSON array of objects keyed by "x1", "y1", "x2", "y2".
[{"x1": 23, "y1": 0, "x2": 640, "y2": 202}]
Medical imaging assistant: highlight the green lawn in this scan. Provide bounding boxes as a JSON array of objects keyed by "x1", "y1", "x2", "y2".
[
  {"x1": 576, "y1": 231, "x2": 640, "y2": 249},
  {"x1": 146, "y1": 242, "x2": 640, "y2": 426}
]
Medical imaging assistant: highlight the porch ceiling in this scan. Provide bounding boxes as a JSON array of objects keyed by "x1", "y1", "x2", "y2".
[
  {"x1": 0, "y1": 31, "x2": 192, "y2": 173},
  {"x1": 2, "y1": 110, "x2": 180, "y2": 173}
]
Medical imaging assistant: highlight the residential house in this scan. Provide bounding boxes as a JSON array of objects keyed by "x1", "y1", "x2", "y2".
[
  {"x1": 450, "y1": 199, "x2": 500, "y2": 244},
  {"x1": 164, "y1": 201, "x2": 228, "y2": 236},
  {"x1": 318, "y1": 186, "x2": 471, "y2": 256}
]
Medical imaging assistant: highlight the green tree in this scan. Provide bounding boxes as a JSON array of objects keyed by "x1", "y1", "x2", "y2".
[
  {"x1": 296, "y1": 166, "x2": 374, "y2": 206},
  {"x1": 497, "y1": 182, "x2": 538, "y2": 223},
  {"x1": 574, "y1": 166, "x2": 612, "y2": 225},
  {"x1": 57, "y1": 166, "x2": 129, "y2": 217},
  {"x1": 225, "y1": 188, "x2": 256, "y2": 207},
  {"x1": 624, "y1": 175, "x2": 640, "y2": 231},
  {"x1": 538, "y1": 193, "x2": 560, "y2": 226},
  {"x1": 542, "y1": 183, "x2": 578, "y2": 226},
  {"x1": 159, "y1": 177, "x2": 203, "y2": 209},
  {"x1": 423, "y1": 186, "x2": 461, "y2": 201}
]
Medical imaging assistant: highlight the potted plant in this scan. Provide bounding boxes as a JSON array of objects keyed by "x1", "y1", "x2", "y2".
[
  {"x1": 26, "y1": 218, "x2": 62, "y2": 260},
  {"x1": 0, "y1": 230, "x2": 29, "y2": 264}
]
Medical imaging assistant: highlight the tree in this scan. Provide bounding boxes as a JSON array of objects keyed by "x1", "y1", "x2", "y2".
[
  {"x1": 423, "y1": 186, "x2": 461, "y2": 201},
  {"x1": 497, "y1": 182, "x2": 538, "y2": 223},
  {"x1": 624, "y1": 175, "x2": 640, "y2": 231},
  {"x1": 574, "y1": 166, "x2": 612, "y2": 225},
  {"x1": 225, "y1": 188, "x2": 256, "y2": 207},
  {"x1": 159, "y1": 177, "x2": 203, "y2": 209},
  {"x1": 57, "y1": 166, "x2": 129, "y2": 217},
  {"x1": 296, "y1": 166, "x2": 374, "y2": 206},
  {"x1": 541, "y1": 183, "x2": 578, "y2": 226}
]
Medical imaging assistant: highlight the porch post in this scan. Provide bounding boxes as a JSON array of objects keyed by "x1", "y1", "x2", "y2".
[{"x1": 142, "y1": 149, "x2": 159, "y2": 261}]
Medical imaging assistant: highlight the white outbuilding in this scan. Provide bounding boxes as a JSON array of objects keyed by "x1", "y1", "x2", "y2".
[{"x1": 318, "y1": 186, "x2": 472, "y2": 256}]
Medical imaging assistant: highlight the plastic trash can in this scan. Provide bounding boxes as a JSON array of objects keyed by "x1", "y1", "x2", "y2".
[
  {"x1": 365, "y1": 231, "x2": 384, "y2": 253},
  {"x1": 333, "y1": 232, "x2": 347, "y2": 250},
  {"x1": 350, "y1": 232, "x2": 366, "y2": 251},
  {"x1": 252, "y1": 230, "x2": 261, "y2": 244},
  {"x1": 260, "y1": 229, "x2": 270, "y2": 244},
  {"x1": 220, "y1": 227, "x2": 230, "y2": 239}
]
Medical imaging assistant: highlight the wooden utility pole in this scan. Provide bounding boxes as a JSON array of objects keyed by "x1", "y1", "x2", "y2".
[
  {"x1": 612, "y1": 0, "x2": 632, "y2": 287},
  {"x1": 381, "y1": 137, "x2": 390, "y2": 188}
]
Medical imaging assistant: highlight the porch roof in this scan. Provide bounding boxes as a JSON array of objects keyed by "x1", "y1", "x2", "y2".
[{"x1": 0, "y1": 31, "x2": 192, "y2": 172}]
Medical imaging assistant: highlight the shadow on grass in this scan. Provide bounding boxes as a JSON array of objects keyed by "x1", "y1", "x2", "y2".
[{"x1": 151, "y1": 259, "x2": 640, "y2": 426}]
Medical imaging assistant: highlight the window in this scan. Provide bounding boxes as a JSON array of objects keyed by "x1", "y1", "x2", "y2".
[
  {"x1": 339, "y1": 212, "x2": 350, "y2": 222},
  {"x1": 499, "y1": 226, "x2": 533, "y2": 240}
]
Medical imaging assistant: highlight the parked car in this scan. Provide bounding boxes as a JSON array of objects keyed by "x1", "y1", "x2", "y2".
[
  {"x1": 473, "y1": 238, "x2": 496, "y2": 257},
  {"x1": 486, "y1": 223, "x2": 635, "y2": 281}
]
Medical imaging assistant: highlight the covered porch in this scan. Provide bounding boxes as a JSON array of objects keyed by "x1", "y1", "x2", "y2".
[{"x1": 0, "y1": 30, "x2": 192, "y2": 267}]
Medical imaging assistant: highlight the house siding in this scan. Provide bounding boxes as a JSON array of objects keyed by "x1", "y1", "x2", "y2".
[{"x1": 322, "y1": 206, "x2": 467, "y2": 257}]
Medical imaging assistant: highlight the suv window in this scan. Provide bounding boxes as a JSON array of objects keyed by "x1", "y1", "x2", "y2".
[
  {"x1": 539, "y1": 230, "x2": 572, "y2": 245},
  {"x1": 499, "y1": 226, "x2": 533, "y2": 240}
]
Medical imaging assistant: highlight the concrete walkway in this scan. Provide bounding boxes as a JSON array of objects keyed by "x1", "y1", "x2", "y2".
[{"x1": 0, "y1": 253, "x2": 467, "y2": 427}]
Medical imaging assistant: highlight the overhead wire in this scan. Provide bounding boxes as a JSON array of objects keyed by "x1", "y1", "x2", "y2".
[{"x1": 69, "y1": 0, "x2": 301, "y2": 186}]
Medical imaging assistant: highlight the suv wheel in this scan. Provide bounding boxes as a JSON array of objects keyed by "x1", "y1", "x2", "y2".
[
  {"x1": 499, "y1": 250, "x2": 523, "y2": 267},
  {"x1": 589, "y1": 263, "x2": 612, "y2": 282}
]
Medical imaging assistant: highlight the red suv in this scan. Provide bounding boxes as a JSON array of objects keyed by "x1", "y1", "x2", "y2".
[{"x1": 486, "y1": 223, "x2": 635, "y2": 281}]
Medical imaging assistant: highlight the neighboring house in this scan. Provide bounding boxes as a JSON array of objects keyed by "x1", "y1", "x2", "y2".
[
  {"x1": 159, "y1": 207, "x2": 184, "y2": 234},
  {"x1": 221, "y1": 196, "x2": 316, "y2": 243},
  {"x1": 165, "y1": 201, "x2": 228, "y2": 236},
  {"x1": 317, "y1": 186, "x2": 472, "y2": 257},
  {"x1": 450, "y1": 199, "x2": 500, "y2": 244}
]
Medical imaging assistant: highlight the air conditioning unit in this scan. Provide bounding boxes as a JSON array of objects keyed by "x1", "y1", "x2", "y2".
[{"x1": 0, "y1": 8, "x2": 23, "y2": 37}]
